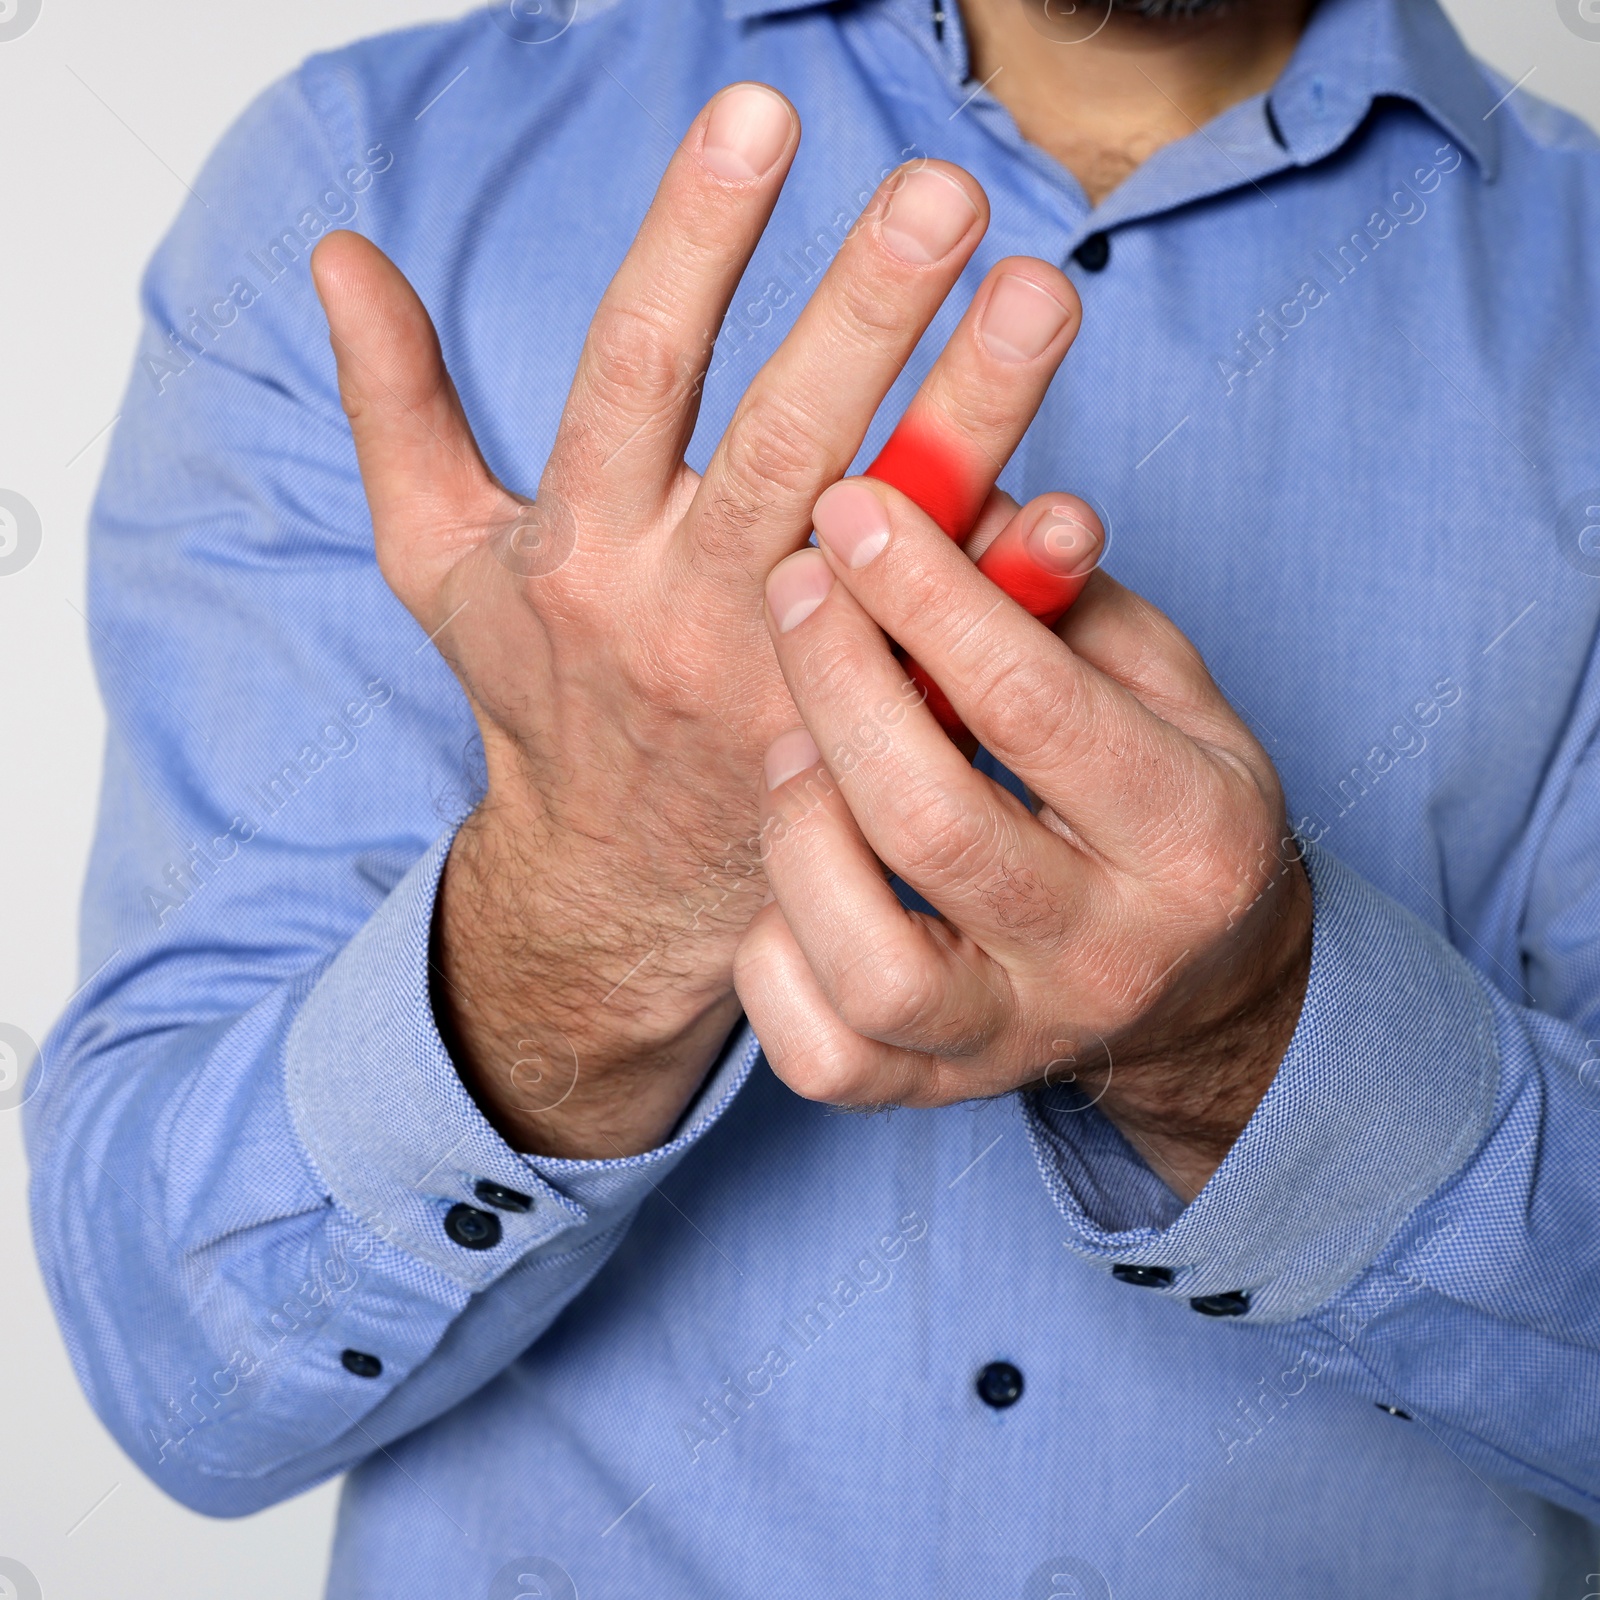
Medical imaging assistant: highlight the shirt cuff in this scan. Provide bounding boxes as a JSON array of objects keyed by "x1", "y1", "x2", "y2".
[
  {"x1": 1024, "y1": 842, "x2": 1501, "y2": 1323},
  {"x1": 285, "y1": 828, "x2": 760, "y2": 1291}
]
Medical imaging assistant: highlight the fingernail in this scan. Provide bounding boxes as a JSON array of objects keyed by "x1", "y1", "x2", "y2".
[
  {"x1": 701, "y1": 84, "x2": 792, "y2": 181},
  {"x1": 813, "y1": 481, "x2": 890, "y2": 569},
  {"x1": 980, "y1": 274, "x2": 1072, "y2": 362},
  {"x1": 1025, "y1": 500, "x2": 1103, "y2": 576},
  {"x1": 880, "y1": 166, "x2": 978, "y2": 265},
  {"x1": 764, "y1": 728, "x2": 821, "y2": 790},
  {"x1": 767, "y1": 548, "x2": 835, "y2": 632}
]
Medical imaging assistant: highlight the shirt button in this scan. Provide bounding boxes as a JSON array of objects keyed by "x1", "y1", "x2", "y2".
[
  {"x1": 1375, "y1": 1403, "x2": 1413, "y2": 1420},
  {"x1": 1072, "y1": 231, "x2": 1111, "y2": 272},
  {"x1": 444, "y1": 1202, "x2": 503, "y2": 1251},
  {"x1": 976, "y1": 1361, "x2": 1024, "y2": 1409},
  {"x1": 473, "y1": 1178, "x2": 534, "y2": 1213},
  {"x1": 341, "y1": 1349, "x2": 383, "y2": 1379},
  {"x1": 1111, "y1": 1263, "x2": 1174, "y2": 1288},
  {"x1": 1189, "y1": 1290, "x2": 1251, "y2": 1317}
]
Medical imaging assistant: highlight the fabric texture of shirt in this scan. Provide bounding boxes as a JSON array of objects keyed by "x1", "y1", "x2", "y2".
[{"x1": 26, "y1": 0, "x2": 1600, "y2": 1593}]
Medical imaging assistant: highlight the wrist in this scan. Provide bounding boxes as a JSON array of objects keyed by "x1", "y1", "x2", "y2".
[
  {"x1": 434, "y1": 796, "x2": 742, "y2": 1158},
  {"x1": 1097, "y1": 856, "x2": 1314, "y2": 1202}
]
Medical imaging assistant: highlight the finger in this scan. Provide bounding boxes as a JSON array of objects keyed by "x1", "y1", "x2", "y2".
[
  {"x1": 866, "y1": 259, "x2": 1080, "y2": 539},
  {"x1": 551, "y1": 83, "x2": 799, "y2": 518},
  {"x1": 806, "y1": 478, "x2": 1212, "y2": 865},
  {"x1": 973, "y1": 492, "x2": 1103, "y2": 624},
  {"x1": 683, "y1": 160, "x2": 988, "y2": 584},
  {"x1": 763, "y1": 547, "x2": 1083, "y2": 948},
  {"x1": 962, "y1": 486, "x2": 1020, "y2": 561},
  {"x1": 1054, "y1": 570, "x2": 1245, "y2": 749},
  {"x1": 311, "y1": 230, "x2": 512, "y2": 604},
  {"x1": 756, "y1": 729, "x2": 1008, "y2": 1054},
  {"x1": 908, "y1": 494, "x2": 1103, "y2": 737},
  {"x1": 734, "y1": 899, "x2": 945, "y2": 1108}
]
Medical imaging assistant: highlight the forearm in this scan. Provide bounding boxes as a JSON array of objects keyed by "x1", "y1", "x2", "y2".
[
  {"x1": 1091, "y1": 849, "x2": 1314, "y2": 1202},
  {"x1": 434, "y1": 791, "x2": 748, "y2": 1160}
]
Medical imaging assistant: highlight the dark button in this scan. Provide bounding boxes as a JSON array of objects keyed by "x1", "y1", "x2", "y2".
[
  {"x1": 1189, "y1": 1290, "x2": 1251, "y2": 1318},
  {"x1": 473, "y1": 1179, "x2": 534, "y2": 1214},
  {"x1": 976, "y1": 1361, "x2": 1024, "y2": 1409},
  {"x1": 1072, "y1": 232, "x2": 1111, "y2": 273},
  {"x1": 341, "y1": 1349, "x2": 383, "y2": 1380},
  {"x1": 1375, "y1": 1403, "x2": 1413, "y2": 1420},
  {"x1": 444, "y1": 1202, "x2": 502, "y2": 1251},
  {"x1": 1111, "y1": 1263, "x2": 1174, "y2": 1288}
]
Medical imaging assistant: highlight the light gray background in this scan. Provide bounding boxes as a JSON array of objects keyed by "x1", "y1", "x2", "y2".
[{"x1": 0, "y1": 3, "x2": 1594, "y2": 1596}]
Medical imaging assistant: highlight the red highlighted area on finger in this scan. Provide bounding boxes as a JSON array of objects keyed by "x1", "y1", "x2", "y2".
[
  {"x1": 865, "y1": 417, "x2": 990, "y2": 541},
  {"x1": 974, "y1": 501, "x2": 1097, "y2": 627},
  {"x1": 865, "y1": 417, "x2": 1098, "y2": 741}
]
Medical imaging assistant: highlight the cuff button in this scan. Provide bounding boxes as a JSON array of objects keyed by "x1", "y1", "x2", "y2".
[
  {"x1": 1189, "y1": 1291, "x2": 1251, "y2": 1317},
  {"x1": 444, "y1": 1202, "x2": 503, "y2": 1251},
  {"x1": 473, "y1": 1179, "x2": 534, "y2": 1214},
  {"x1": 341, "y1": 1349, "x2": 383, "y2": 1379},
  {"x1": 1111, "y1": 1263, "x2": 1174, "y2": 1288}
]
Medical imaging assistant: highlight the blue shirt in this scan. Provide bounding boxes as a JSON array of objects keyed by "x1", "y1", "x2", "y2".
[{"x1": 27, "y1": 0, "x2": 1600, "y2": 1593}]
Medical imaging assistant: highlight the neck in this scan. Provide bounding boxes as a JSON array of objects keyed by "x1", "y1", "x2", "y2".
[{"x1": 958, "y1": 0, "x2": 1314, "y2": 206}]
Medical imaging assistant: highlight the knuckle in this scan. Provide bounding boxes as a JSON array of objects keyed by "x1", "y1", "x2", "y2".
[
  {"x1": 968, "y1": 648, "x2": 1081, "y2": 766},
  {"x1": 831, "y1": 944, "x2": 941, "y2": 1042},
  {"x1": 583, "y1": 302, "x2": 693, "y2": 419},
  {"x1": 1114, "y1": 598, "x2": 1215, "y2": 712},
  {"x1": 892, "y1": 783, "x2": 995, "y2": 889},
  {"x1": 782, "y1": 1031, "x2": 879, "y2": 1105},
  {"x1": 1212, "y1": 809, "x2": 1290, "y2": 923},
  {"x1": 893, "y1": 550, "x2": 964, "y2": 630},
  {"x1": 724, "y1": 390, "x2": 821, "y2": 500},
  {"x1": 615, "y1": 625, "x2": 681, "y2": 708},
  {"x1": 829, "y1": 271, "x2": 906, "y2": 346},
  {"x1": 931, "y1": 386, "x2": 1015, "y2": 450},
  {"x1": 793, "y1": 629, "x2": 872, "y2": 705},
  {"x1": 697, "y1": 391, "x2": 821, "y2": 557}
]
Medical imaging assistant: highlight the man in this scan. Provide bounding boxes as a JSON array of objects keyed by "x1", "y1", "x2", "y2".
[{"x1": 27, "y1": 0, "x2": 1600, "y2": 1592}]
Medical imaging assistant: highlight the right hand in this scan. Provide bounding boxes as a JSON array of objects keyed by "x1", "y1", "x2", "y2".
[{"x1": 310, "y1": 83, "x2": 1083, "y2": 1158}]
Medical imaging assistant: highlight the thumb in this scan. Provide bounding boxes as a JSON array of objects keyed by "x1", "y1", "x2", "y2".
[{"x1": 311, "y1": 230, "x2": 508, "y2": 600}]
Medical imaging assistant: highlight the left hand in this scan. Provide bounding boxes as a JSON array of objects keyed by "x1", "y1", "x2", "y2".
[{"x1": 734, "y1": 477, "x2": 1314, "y2": 1201}]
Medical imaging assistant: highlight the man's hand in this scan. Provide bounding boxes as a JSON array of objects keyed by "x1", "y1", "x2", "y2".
[
  {"x1": 737, "y1": 479, "x2": 1314, "y2": 1201},
  {"x1": 310, "y1": 85, "x2": 1084, "y2": 1158}
]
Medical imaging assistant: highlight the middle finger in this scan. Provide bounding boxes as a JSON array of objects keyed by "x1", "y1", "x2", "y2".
[{"x1": 681, "y1": 160, "x2": 987, "y2": 588}]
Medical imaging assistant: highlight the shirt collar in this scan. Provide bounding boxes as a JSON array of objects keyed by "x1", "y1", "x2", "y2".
[
  {"x1": 722, "y1": 0, "x2": 834, "y2": 18},
  {"x1": 720, "y1": 0, "x2": 1501, "y2": 181},
  {"x1": 1269, "y1": 0, "x2": 1500, "y2": 180}
]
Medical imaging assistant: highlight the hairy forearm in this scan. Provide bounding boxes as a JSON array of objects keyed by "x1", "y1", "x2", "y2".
[
  {"x1": 433, "y1": 798, "x2": 744, "y2": 1160},
  {"x1": 1092, "y1": 860, "x2": 1315, "y2": 1202}
]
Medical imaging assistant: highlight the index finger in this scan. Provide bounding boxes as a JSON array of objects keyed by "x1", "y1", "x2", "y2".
[
  {"x1": 547, "y1": 83, "x2": 799, "y2": 523},
  {"x1": 809, "y1": 478, "x2": 1210, "y2": 868}
]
